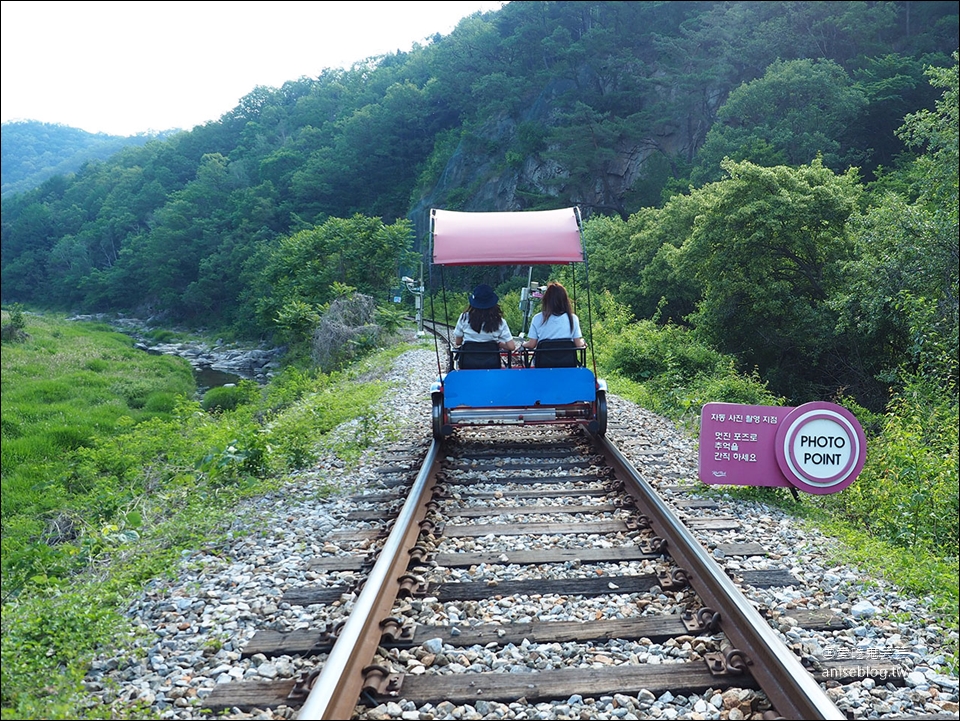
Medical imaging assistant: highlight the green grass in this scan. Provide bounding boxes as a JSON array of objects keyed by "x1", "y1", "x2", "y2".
[
  {"x1": 1, "y1": 313, "x2": 197, "y2": 585},
  {"x1": 1, "y1": 311, "x2": 408, "y2": 719}
]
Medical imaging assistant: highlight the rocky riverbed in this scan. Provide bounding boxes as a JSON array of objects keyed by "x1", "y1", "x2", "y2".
[{"x1": 69, "y1": 314, "x2": 284, "y2": 385}]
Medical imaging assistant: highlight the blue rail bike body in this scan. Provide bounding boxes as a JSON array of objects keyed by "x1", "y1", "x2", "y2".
[{"x1": 432, "y1": 365, "x2": 606, "y2": 436}]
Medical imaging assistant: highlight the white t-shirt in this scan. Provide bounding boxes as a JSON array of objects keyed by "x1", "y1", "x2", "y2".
[
  {"x1": 528, "y1": 312, "x2": 582, "y2": 342},
  {"x1": 454, "y1": 313, "x2": 513, "y2": 344}
]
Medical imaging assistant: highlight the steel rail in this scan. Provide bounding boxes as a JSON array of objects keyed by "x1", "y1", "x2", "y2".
[
  {"x1": 596, "y1": 433, "x2": 845, "y2": 720},
  {"x1": 297, "y1": 440, "x2": 442, "y2": 720}
]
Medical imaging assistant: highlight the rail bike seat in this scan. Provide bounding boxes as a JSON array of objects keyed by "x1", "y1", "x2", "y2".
[
  {"x1": 453, "y1": 340, "x2": 503, "y2": 369},
  {"x1": 528, "y1": 339, "x2": 583, "y2": 368}
]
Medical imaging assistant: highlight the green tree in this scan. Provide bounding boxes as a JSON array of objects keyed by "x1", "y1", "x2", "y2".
[
  {"x1": 3, "y1": 0, "x2": 956, "y2": 334},
  {"x1": 692, "y1": 58, "x2": 868, "y2": 185},
  {"x1": 585, "y1": 197, "x2": 702, "y2": 325},
  {"x1": 836, "y1": 52, "x2": 959, "y2": 393},
  {"x1": 677, "y1": 158, "x2": 862, "y2": 399},
  {"x1": 252, "y1": 215, "x2": 417, "y2": 336},
  {"x1": 545, "y1": 103, "x2": 635, "y2": 218},
  {"x1": 850, "y1": 53, "x2": 943, "y2": 176}
]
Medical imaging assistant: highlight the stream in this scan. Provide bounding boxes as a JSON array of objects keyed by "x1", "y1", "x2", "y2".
[{"x1": 68, "y1": 314, "x2": 284, "y2": 394}]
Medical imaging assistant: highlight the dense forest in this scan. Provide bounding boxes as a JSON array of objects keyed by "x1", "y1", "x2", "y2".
[
  {"x1": 1, "y1": 0, "x2": 957, "y2": 410},
  {"x1": 0, "y1": 121, "x2": 172, "y2": 198}
]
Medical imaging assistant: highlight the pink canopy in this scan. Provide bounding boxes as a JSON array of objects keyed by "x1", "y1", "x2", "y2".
[{"x1": 431, "y1": 207, "x2": 584, "y2": 266}]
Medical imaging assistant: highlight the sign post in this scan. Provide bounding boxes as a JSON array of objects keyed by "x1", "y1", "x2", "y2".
[
  {"x1": 401, "y1": 273, "x2": 425, "y2": 336},
  {"x1": 699, "y1": 401, "x2": 866, "y2": 495}
]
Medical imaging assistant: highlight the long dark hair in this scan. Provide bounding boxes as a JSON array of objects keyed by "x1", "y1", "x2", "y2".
[
  {"x1": 540, "y1": 282, "x2": 574, "y2": 332},
  {"x1": 463, "y1": 305, "x2": 504, "y2": 333}
]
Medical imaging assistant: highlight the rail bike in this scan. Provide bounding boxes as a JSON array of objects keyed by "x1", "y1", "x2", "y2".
[{"x1": 427, "y1": 207, "x2": 607, "y2": 440}]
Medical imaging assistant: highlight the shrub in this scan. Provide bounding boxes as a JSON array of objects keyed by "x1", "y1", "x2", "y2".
[
  {"x1": 143, "y1": 391, "x2": 181, "y2": 413},
  {"x1": 1, "y1": 324, "x2": 28, "y2": 343},
  {"x1": 815, "y1": 373, "x2": 959, "y2": 555},
  {"x1": 144, "y1": 328, "x2": 176, "y2": 343},
  {"x1": 200, "y1": 382, "x2": 257, "y2": 413},
  {"x1": 311, "y1": 293, "x2": 386, "y2": 372},
  {"x1": 83, "y1": 358, "x2": 109, "y2": 373},
  {"x1": 607, "y1": 320, "x2": 726, "y2": 383},
  {"x1": 684, "y1": 366, "x2": 783, "y2": 408},
  {"x1": 1, "y1": 589, "x2": 120, "y2": 716},
  {"x1": 599, "y1": 317, "x2": 783, "y2": 423},
  {"x1": 109, "y1": 378, "x2": 155, "y2": 409},
  {"x1": 274, "y1": 299, "x2": 321, "y2": 344},
  {"x1": 0, "y1": 304, "x2": 29, "y2": 343}
]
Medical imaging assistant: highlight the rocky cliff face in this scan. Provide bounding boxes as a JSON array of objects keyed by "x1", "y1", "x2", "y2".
[{"x1": 411, "y1": 77, "x2": 718, "y2": 240}]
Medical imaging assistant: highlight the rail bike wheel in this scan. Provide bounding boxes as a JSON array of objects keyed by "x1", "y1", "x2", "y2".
[
  {"x1": 595, "y1": 390, "x2": 608, "y2": 436},
  {"x1": 432, "y1": 392, "x2": 446, "y2": 441}
]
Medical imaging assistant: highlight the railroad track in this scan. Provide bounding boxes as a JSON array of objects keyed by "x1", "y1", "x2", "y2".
[{"x1": 200, "y1": 421, "x2": 905, "y2": 720}]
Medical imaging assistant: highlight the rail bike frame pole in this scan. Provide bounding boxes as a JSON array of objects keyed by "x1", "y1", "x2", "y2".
[
  {"x1": 297, "y1": 441, "x2": 442, "y2": 720},
  {"x1": 519, "y1": 267, "x2": 535, "y2": 338}
]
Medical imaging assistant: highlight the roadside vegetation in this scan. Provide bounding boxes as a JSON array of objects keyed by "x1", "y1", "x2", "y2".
[{"x1": 0, "y1": 307, "x2": 406, "y2": 719}]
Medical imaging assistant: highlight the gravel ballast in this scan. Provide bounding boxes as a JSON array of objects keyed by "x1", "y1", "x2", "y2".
[{"x1": 83, "y1": 341, "x2": 959, "y2": 720}]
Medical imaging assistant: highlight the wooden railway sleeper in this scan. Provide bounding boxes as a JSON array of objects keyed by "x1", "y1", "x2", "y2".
[
  {"x1": 682, "y1": 606, "x2": 721, "y2": 633},
  {"x1": 361, "y1": 665, "x2": 404, "y2": 696}
]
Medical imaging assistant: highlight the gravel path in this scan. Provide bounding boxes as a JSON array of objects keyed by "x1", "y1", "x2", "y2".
[{"x1": 83, "y1": 341, "x2": 959, "y2": 720}]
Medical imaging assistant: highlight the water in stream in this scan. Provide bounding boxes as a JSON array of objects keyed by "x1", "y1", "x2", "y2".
[{"x1": 193, "y1": 366, "x2": 244, "y2": 394}]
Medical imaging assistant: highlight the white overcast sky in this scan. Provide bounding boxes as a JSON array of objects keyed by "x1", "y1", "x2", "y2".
[{"x1": 1, "y1": 1, "x2": 506, "y2": 136}]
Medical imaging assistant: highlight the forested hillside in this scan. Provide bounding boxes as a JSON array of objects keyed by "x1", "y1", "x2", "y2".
[
  {"x1": 1, "y1": 0, "x2": 957, "y2": 410},
  {"x1": 0, "y1": 121, "x2": 171, "y2": 198}
]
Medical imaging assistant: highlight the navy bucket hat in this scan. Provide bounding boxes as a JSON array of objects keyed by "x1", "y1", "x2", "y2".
[{"x1": 469, "y1": 284, "x2": 499, "y2": 309}]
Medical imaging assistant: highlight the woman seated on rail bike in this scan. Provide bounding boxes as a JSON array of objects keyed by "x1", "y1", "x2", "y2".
[
  {"x1": 521, "y1": 281, "x2": 586, "y2": 367},
  {"x1": 452, "y1": 284, "x2": 517, "y2": 369}
]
